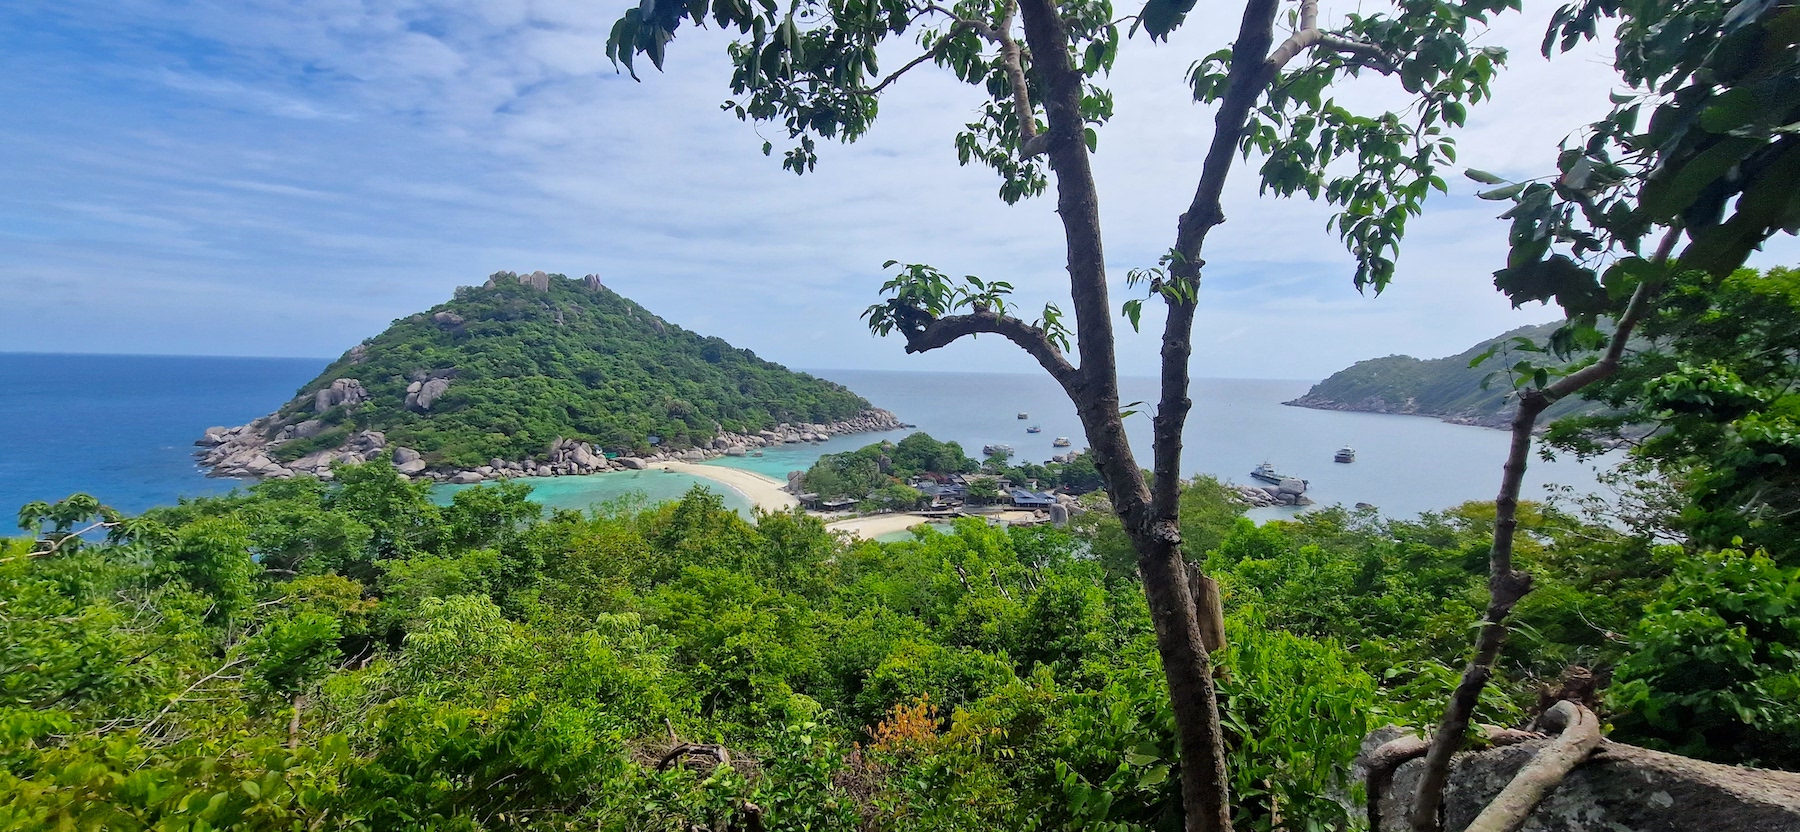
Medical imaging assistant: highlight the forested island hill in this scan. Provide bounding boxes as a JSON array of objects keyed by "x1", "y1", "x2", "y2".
[{"x1": 196, "y1": 271, "x2": 901, "y2": 483}]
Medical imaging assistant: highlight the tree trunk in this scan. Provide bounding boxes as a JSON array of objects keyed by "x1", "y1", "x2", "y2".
[
  {"x1": 1407, "y1": 396, "x2": 1542, "y2": 832},
  {"x1": 1014, "y1": 1, "x2": 1235, "y2": 828},
  {"x1": 1409, "y1": 260, "x2": 1668, "y2": 832},
  {"x1": 1188, "y1": 565, "x2": 1229, "y2": 662},
  {"x1": 289, "y1": 693, "x2": 306, "y2": 751}
]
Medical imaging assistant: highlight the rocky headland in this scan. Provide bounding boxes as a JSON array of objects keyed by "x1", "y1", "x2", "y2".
[
  {"x1": 1283, "y1": 321, "x2": 1603, "y2": 430},
  {"x1": 197, "y1": 408, "x2": 905, "y2": 484},
  {"x1": 1282, "y1": 390, "x2": 1519, "y2": 430}
]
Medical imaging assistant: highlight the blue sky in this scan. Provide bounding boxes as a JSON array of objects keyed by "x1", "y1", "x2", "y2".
[{"x1": 4, "y1": 0, "x2": 1796, "y2": 379}]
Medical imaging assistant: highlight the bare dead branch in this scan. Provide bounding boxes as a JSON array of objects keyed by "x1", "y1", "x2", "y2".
[
  {"x1": 10, "y1": 519, "x2": 121, "y2": 562},
  {"x1": 1464, "y1": 703, "x2": 1602, "y2": 832},
  {"x1": 142, "y1": 655, "x2": 251, "y2": 737},
  {"x1": 1265, "y1": 0, "x2": 1397, "y2": 75}
]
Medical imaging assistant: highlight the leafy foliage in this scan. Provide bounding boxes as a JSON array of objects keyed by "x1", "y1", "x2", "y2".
[
  {"x1": 1608, "y1": 547, "x2": 1800, "y2": 769},
  {"x1": 1547, "y1": 266, "x2": 1800, "y2": 553},
  {"x1": 4, "y1": 450, "x2": 1797, "y2": 829},
  {"x1": 1472, "y1": 0, "x2": 1799, "y2": 327}
]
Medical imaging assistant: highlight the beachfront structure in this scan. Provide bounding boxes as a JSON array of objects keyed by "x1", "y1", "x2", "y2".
[
  {"x1": 915, "y1": 481, "x2": 967, "y2": 508},
  {"x1": 1007, "y1": 487, "x2": 1057, "y2": 509}
]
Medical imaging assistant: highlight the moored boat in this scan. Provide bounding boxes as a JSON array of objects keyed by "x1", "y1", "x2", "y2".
[
  {"x1": 1250, "y1": 462, "x2": 1286, "y2": 484},
  {"x1": 1052, "y1": 436, "x2": 1072, "y2": 447},
  {"x1": 1017, "y1": 412, "x2": 1029, "y2": 419},
  {"x1": 1026, "y1": 425, "x2": 1043, "y2": 433},
  {"x1": 1334, "y1": 446, "x2": 1356, "y2": 463}
]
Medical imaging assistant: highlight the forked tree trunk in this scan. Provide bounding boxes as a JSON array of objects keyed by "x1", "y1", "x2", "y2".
[{"x1": 1011, "y1": 0, "x2": 1236, "y2": 825}]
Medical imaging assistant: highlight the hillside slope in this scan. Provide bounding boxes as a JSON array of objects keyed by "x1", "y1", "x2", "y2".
[
  {"x1": 199, "y1": 271, "x2": 895, "y2": 479},
  {"x1": 1285, "y1": 322, "x2": 1603, "y2": 428}
]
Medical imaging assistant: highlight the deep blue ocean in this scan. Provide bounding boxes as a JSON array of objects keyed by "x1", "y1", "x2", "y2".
[{"x1": 0, "y1": 353, "x2": 1615, "y2": 520}]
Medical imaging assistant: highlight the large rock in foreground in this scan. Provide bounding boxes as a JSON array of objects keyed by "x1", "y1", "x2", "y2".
[{"x1": 1364, "y1": 728, "x2": 1800, "y2": 831}]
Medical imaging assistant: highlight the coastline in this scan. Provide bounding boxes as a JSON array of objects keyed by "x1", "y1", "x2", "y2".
[
  {"x1": 195, "y1": 408, "x2": 905, "y2": 483},
  {"x1": 1283, "y1": 394, "x2": 1515, "y2": 430}
]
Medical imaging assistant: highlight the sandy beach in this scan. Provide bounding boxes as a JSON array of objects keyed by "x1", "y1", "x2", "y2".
[
  {"x1": 825, "y1": 509, "x2": 1044, "y2": 540},
  {"x1": 652, "y1": 461, "x2": 800, "y2": 511},
  {"x1": 825, "y1": 513, "x2": 933, "y2": 539}
]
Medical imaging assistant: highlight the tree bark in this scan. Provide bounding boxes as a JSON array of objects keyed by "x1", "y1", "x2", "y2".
[
  {"x1": 289, "y1": 693, "x2": 306, "y2": 751},
  {"x1": 1012, "y1": 0, "x2": 1231, "y2": 827}
]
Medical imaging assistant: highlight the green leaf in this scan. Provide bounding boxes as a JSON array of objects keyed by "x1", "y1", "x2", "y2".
[
  {"x1": 1477, "y1": 182, "x2": 1527, "y2": 200},
  {"x1": 1138, "y1": 0, "x2": 1199, "y2": 40},
  {"x1": 1465, "y1": 168, "x2": 1506, "y2": 184},
  {"x1": 1122, "y1": 299, "x2": 1144, "y2": 332},
  {"x1": 1137, "y1": 765, "x2": 1170, "y2": 788}
]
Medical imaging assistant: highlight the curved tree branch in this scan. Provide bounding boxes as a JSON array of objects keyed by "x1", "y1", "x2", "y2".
[
  {"x1": 894, "y1": 308, "x2": 1081, "y2": 392},
  {"x1": 1265, "y1": 0, "x2": 1397, "y2": 75},
  {"x1": 992, "y1": 0, "x2": 1046, "y2": 159},
  {"x1": 920, "y1": 2, "x2": 1002, "y2": 40},
  {"x1": 862, "y1": 26, "x2": 969, "y2": 95}
]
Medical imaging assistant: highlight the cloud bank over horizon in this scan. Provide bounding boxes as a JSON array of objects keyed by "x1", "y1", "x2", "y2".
[{"x1": 4, "y1": 0, "x2": 1795, "y2": 378}]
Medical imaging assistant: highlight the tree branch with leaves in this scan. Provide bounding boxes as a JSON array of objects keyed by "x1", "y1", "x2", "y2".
[
  {"x1": 1406, "y1": 0, "x2": 1800, "y2": 826},
  {"x1": 609, "y1": 0, "x2": 1525, "y2": 826}
]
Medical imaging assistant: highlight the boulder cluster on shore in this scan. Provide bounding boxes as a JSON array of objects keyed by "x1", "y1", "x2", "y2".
[
  {"x1": 1229, "y1": 483, "x2": 1314, "y2": 508},
  {"x1": 196, "y1": 409, "x2": 905, "y2": 484}
]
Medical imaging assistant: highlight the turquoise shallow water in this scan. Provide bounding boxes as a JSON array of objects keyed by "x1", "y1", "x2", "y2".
[
  {"x1": 432, "y1": 469, "x2": 753, "y2": 515},
  {"x1": 694, "y1": 434, "x2": 912, "y2": 482},
  {"x1": 873, "y1": 522, "x2": 956, "y2": 543}
]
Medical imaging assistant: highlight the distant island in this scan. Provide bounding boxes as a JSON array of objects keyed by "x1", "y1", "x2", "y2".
[
  {"x1": 198, "y1": 271, "x2": 900, "y2": 482},
  {"x1": 1285, "y1": 321, "x2": 1604, "y2": 429}
]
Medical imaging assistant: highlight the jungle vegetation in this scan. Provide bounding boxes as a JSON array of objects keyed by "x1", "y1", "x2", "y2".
[
  {"x1": 601, "y1": 0, "x2": 1800, "y2": 821},
  {"x1": 7, "y1": 446, "x2": 1794, "y2": 831},
  {"x1": 798, "y1": 433, "x2": 1103, "y2": 502}
]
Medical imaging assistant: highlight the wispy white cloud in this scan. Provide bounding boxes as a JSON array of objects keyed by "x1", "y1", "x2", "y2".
[{"x1": 0, "y1": 0, "x2": 1795, "y2": 377}]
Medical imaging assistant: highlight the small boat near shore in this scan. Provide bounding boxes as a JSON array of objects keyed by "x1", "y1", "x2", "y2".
[
  {"x1": 1026, "y1": 425, "x2": 1042, "y2": 433},
  {"x1": 1017, "y1": 412, "x2": 1029, "y2": 419},
  {"x1": 1052, "y1": 436, "x2": 1072, "y2": 447},
  {"x1": 1334, "y1": 446, "x2": 1356, "y2": 463},
  {"x1": 1251, "y1": 462, "x2": 1298, "y2": 484}
]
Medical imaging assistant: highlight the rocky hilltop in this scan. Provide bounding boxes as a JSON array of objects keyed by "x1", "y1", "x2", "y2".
[
  {"x1": 1284, "y1": 322, "x2": 1605, "y2": 429},
  {"x1": 197, "y1": 271, "x2": 901, "y2": 482}
]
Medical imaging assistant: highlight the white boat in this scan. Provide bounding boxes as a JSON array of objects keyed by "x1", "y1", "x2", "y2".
[
  {"x1": 1334, "y1": 446, "x2": 1356, "y2": 463},
  {"x1": 1052, "y1": 437, "x2": 1072, "y2": 447},
  {"x1": 1250, "y1": 462, "x2": 1287, "y2": 484},
  {"x1": 1252, "y1": 462, "x2": 1309, "y2": 491}
]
